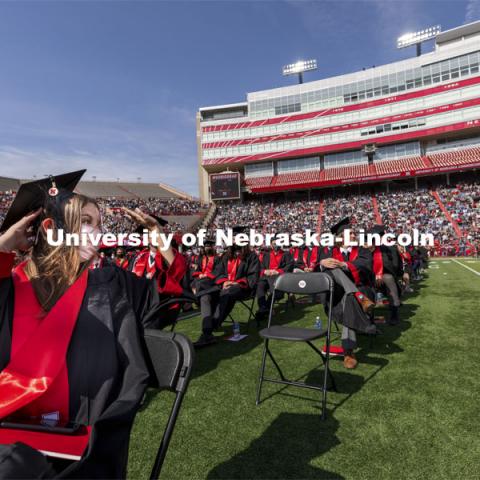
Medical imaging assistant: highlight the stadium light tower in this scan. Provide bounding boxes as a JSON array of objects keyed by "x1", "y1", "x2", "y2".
[
  {"x1": 282, "y1": 59, "x2": 317, "y2": 84},
  {"x1": 397, "y1": 25, "x2": 441, "y2": 57}
]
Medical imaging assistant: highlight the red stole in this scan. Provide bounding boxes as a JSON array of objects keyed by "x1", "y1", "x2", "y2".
[
  {"x1": 269, "y1": 250, "x2": 283, "y2": 270},
  {"x1": 227, "y1": 258, "x2": 241, "y2": 281},
  {"x1": 0, "y1": 263, "x2": 88, "y2": 422},
  {"x1": 201, "y1": 255, "x2": 215, "y2": 275},
  {"x1": 115, "y1": 258, "x2": 128, "y2": 270},
  {"x1": 373, "y1": 247, "x2": 384, "y2": 277},
  {"x1": 332, "y1": 247, "x2": 358, "y2": 262},
  {"x1": 308, "y1": 247, "x2": 319, "y2": 268},
  {"x1": 292, "y1": 248, "x2": 309, "y2": 266},
  {"x1": 132, "y1": 250, "x2": 156, "y2": 278}
]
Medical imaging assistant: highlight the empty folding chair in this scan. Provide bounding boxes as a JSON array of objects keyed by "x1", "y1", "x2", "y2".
[
  {"x1": 144, "y1": 329, "x2": 195, "y2": 479},
  {"x1": 255, "y1": 272, "x2": 336, "y2": 420}
]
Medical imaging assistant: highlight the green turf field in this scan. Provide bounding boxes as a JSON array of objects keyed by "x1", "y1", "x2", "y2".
[{"x1": 128, "y1": 259, "x2": 480, "y2": 479}]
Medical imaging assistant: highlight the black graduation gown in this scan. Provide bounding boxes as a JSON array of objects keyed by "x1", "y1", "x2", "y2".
[
  {"x1": 0, "y1": 265, "x2": 180, "y2": 479},
  {"x1": 214, "y1": 252, "x2": 260, "y2": 293},
  {"x1": 190, "y1": 254, "x2": 222, "y2": 297},
  {"x1": 260, "y1": 250, "x2": 294, "y2": 277},
  {"x1": 319, "y1": 246, "x2": 376, "y2": 334},
  {"x1": 379, "y1": 245, "x2": 404, "y2": 277}
]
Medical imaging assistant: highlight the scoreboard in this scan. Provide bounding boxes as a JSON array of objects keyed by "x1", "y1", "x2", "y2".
[{"x1": 210, "y1": 172, "x2": 241, "y2": 200}]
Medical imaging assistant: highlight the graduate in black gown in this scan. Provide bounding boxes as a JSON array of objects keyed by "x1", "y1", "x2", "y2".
[
  {"x1": 370, "y1": 224, "x2": 404, "y2": 325},
  {"x1": 0, "y1": 171, "x2": 186, "y2": 479},
  {"x1": 318, "y1": 218, "x2": 376, "y2": 369},
  {"x1": 190, "y1": 238, "x2": 221, "y2": 296},
  {"x1": 255, "y1": 240, "x2": 294, "y2": 320},
  {"x1": 194, "y1": 244, "x2": 260, "y2": 347}
]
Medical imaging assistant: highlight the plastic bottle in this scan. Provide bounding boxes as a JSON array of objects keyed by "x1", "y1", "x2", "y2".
[
  {"x1": 233, "y1": 322, "x2": 241, "y2": 338},
  {"x1": 314, "y1": 316, "x2": 322, "y2": 330}
]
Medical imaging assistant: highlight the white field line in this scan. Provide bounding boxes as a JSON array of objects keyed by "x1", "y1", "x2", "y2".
[{"x1": 452, "y1": 259, "x2": 480, "y2": 277}]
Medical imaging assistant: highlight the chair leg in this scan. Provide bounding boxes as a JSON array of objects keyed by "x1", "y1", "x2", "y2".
[
  {"x1": 266, "y1": 344, "x2": 286, "y2": 381},
  {"x1": 256, "y1": 339, "x2": 269, "y2": 405},
  {"x1": 306, "y1": 342, "x2": 337, "y2": 392}
]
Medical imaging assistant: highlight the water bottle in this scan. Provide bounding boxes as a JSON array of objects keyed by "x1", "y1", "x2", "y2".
[
  {"x1": 314, "y1": 316, "x2": 322, "y2": 330},
  {"x1": 233, "y1": 322, "x2": 241, "y2": 338}
]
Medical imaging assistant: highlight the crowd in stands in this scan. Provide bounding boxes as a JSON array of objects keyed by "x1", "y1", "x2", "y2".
[
  {"x1": 0, "y1": 192, "x2": 204, "y2": 235},
  {"x1": 211, "y1": 200, "x2": 319, "y2": 234},
  {"x1": 322, "y1": 193, "x2": 376, "y2": 231},
  {"x1": 99, "y1": 196, "x2": 205, "y2": 215},
  {"x1": 0, "y1": 191, "x2": 15, "y2": 225},
  {"x1": 209, "y1": 181, "x2": 479, "y2": 256},
  {"x1": 376, "y1": 189, "x2": 457, "y2": 255},
  {"x1": 0, "y1": 181, "x2": 478, "y2": 255},
  {"x1": 437, "y1": 181, "x2": 480, "y2": 251}
]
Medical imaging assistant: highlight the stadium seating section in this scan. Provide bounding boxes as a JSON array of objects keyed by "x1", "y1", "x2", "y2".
[
  {"x1": 243, "y1": 146, "x2": 480, "y2": 192},
  {"x1": 427, "y1": 146, "x2": 480, "y2": 168}
]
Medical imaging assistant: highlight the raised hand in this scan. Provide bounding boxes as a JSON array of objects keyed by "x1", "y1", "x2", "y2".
[
  {"x1": 122, "y1": 207, "x2": 174, "y2": 265},
  {"x1": 0, "y1": 208, "x2": 42, "y2": 253}
]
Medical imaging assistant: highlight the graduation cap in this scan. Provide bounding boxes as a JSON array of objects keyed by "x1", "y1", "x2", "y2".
[
  {"x1": 330, "y1": 217, "x2": 351, "y2": 236},
  {"x1": 369, "y1": 224, "x2": 386, "y2": 236},
  {"x1": 232, "y1": 225, "x2": 249, "y2": 234},
  {"x1": 0, "y1": 170, "x2": 86, "y2": 233},
  {"x1": 150, "y1": 214, "x2": 168, "y2": 227},
  {"x1": 133, "y1": 214, "x2": 168, "y2": 236}
]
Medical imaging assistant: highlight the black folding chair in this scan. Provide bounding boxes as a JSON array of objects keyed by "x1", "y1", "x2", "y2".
[
  {"x1": 2, "y1": 330, "x2": 194, "y2": 479},
  {"x1": 227, "y1": 293, "x2": 256, "y2": 331},
  {"x1": 142, "y1": 294, "x2": 198, "y2": 332},
  {"x1": 144, "y1": 329, "x2": 195, "y2": 479},
  {"x1": 255, "y1": 272, "x2": 336, "y2": 420}
]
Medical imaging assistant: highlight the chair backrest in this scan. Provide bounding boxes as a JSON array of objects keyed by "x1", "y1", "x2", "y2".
[
  {"x1": 273, "y1": 272, "x2": 333, "y2": 295},
  {"x1": 143, "y1": 329, "x2": 194, "y2": 393},
  {"x1": 143, "y1": 330, "x2": 195, "y2": 479}
]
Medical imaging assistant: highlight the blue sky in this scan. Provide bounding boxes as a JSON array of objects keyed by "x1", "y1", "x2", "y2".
[{"x1": 0, "y1": 0, "x2": 478, "y2": 196}]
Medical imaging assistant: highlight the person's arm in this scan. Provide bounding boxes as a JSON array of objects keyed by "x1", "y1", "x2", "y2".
[
  {"x1": 345, "y1": 247, "x2": 373, "y2": 285},
  {"x1": 0, "y1": 209, "x2": 42, "y2": 277}
]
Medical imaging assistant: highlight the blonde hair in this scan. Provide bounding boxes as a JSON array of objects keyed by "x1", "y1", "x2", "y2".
[{"x1": 25, "y1": 193, "x2": 99, "y2": 312}]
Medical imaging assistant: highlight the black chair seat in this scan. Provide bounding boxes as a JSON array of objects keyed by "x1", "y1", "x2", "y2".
[{"x1": 259, "y1": 325, "x2": 327, "y2": 342}]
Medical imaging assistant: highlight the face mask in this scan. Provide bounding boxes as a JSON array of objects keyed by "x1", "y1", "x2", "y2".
[{"x1": 79, "y1": 223, "x2": 101, "y2": 262}]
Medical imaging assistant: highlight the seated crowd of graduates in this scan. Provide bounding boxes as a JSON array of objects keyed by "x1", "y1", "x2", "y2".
[{"x1": 96, "y1": 219, "x2": 426, "y2": 370}]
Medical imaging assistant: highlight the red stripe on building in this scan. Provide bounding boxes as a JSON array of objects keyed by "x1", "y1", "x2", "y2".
[
  {"x1": 202, "y1": 97, "x2": 480, "y2": 149},
  {"x1": 201, "y1": 75, "x2": 480, "y2": 133},
  {"x1": 202, "y1": 119, "x2": 480, "y2": 165}
]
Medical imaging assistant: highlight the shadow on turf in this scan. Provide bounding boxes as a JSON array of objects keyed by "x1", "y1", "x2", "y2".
[{"x1": 207, "y1": 412, "x2": 344, "y2": 479}]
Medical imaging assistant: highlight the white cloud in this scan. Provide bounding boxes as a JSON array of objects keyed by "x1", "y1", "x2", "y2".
[
  {"x1": 465, "y1": 0, "x2": 480, "y2": 22},
  {"x1": 0, "y1": 99, "x2": 199, "y2": 195}
]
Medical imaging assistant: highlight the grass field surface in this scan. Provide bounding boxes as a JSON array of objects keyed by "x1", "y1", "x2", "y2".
[{"x1": 128, "y1": 259, "x2": 480, "y2": 479}]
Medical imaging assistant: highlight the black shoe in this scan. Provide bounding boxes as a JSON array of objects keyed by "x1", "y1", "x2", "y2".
[
  {"x1": 255, "y1": 310, "x2": 268, "y2": 322},
  {"x1": 387, "y1": 306, "x2": 400, "y2": 326},
  {"x1": 193, "y1": 333, "x2": 218, "y2": 348}
]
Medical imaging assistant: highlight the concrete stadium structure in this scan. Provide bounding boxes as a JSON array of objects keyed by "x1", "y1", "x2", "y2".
[{"x1": 197, "y1": 21, "x2": 480, "y2": 202}]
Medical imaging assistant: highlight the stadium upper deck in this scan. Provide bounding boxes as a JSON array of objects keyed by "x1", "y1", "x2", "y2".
[{"x1": 197, "y1": 21, "x2": 480, "y2": 202}]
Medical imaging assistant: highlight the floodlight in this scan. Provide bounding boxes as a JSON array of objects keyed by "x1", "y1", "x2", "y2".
[
  {"x1": 397, "y1": 25, "x2": 441, "y2": 55},
  {"x1": 282, "y1": 59, "x2": 317, "y2": 84},
  {"x1": 282, "y1": 59, "x2": 317, "y2": 76}
]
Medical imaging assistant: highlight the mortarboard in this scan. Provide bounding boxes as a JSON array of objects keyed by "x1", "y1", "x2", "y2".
[
  {"x1": 330, "y1": 217, "x2": 351, "y2": 236},
  {"x1": 369, "y1": 224, "x2": 386, "y2": 236},
  {"x1": 232, "y1": 225, "x2": 249, "y2": 234},
  {"x1": 133, "y1": 214, "x2": 168, "y2": 236},
  {"x1": 0, "y1": 170, "x2": 86, "y2": 232}
]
